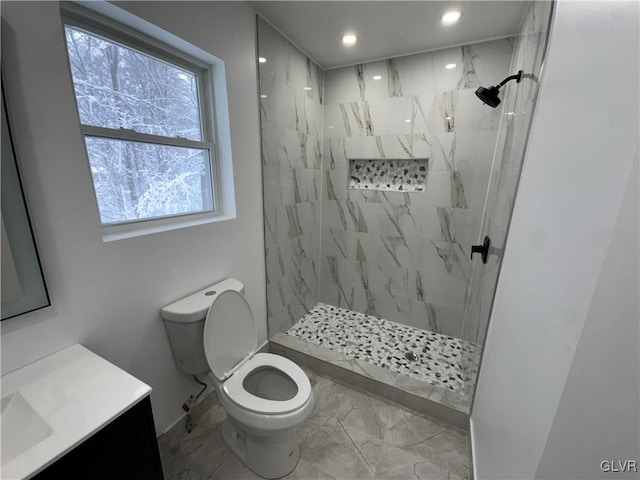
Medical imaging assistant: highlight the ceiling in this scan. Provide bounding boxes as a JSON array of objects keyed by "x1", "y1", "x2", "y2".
[{"x1": 247, "y1": 1, "x2": 530, "y2": 69}]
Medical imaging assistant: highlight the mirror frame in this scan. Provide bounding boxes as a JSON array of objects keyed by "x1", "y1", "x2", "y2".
[{"x1": 1, "y1": 77, "x2": 51, "y2": 320}]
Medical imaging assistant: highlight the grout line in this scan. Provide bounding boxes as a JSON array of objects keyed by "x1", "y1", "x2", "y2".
[
  {"x1": 337, "y1": 419, "x2": 376, "y2": 474},
  {"x1": 206, "y1": 450, "x2": 233, "y2": 480}
]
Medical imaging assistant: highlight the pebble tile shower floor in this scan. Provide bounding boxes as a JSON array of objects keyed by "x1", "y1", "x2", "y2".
[{"x1": 288, "y1": 303, "x2": 478, "y2": 393}]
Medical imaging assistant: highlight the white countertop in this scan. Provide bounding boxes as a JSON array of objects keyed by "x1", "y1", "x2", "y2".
[{"x1": 1, "y1": 344, "x2": 152, "y2": 479}]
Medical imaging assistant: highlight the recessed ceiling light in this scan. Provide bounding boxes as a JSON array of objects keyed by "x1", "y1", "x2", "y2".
[
  {"x1": 445, "y1": 63, "x2": 457, "y2": 69},
  {"x1": 445, "y1": 116, "x2": 453, "y2": 120},
  {"x1": 258, "y1": 57, "x2": 267, "y2": 63},
  {"x1": 260, "y1": 94, "x2": 267, "y2": 98},
  {"x1": 373, "y1": 75, "x2": 382, "y2": 80},
  {"x1": 506, "y1": 111, "x2": 516, "y2": 116},
  {"x1": 303, "y1": 86, "x2": 312, "y2": 91},
  {"x1": 405, "y1": 119, "x2": 411, "y2": 123},
  {"x1": 342, "y1": 33, "x2": 358, "y2": 46},
  {"x1": 441, "y1": 9, "x2": 462, "y2": 25}
]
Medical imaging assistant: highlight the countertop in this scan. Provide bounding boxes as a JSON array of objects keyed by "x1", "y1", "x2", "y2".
[{"x1": 1, "y1": 344, "x2": 152, "y2": 479}]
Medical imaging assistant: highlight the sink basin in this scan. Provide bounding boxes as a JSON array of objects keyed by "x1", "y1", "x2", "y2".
[{"x1": 1, "y1": 392, "x2": 53, "y2": 465}]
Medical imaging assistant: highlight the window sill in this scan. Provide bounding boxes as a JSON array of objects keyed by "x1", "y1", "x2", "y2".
[{"x1": 102, "y1": 211, "x2": 235, "y2": 242}]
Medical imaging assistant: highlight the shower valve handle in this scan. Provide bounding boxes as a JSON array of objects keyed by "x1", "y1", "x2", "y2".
[{"x1": 471, "y1": 236, "x2": 491, "y2": 264}]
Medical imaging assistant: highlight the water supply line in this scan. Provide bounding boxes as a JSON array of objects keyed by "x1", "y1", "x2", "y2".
[{"x1": 182, "y1": 374, "x2": 209, "y2": 433}]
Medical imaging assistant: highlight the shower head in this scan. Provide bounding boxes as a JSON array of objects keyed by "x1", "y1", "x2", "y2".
[
  {"x1": 475, "y1": 70, "x2": 524, "y2": 108},
  {"x1": 475, "y1": 85, "x2": 502, "y2": 108}
]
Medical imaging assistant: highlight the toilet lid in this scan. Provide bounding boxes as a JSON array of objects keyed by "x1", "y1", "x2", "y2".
[{"x1": 203, "y1": 290, "x2": 257, "y2": 381}]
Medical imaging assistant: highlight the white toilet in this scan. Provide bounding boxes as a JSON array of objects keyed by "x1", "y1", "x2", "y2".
[{"x1": 160, "y1": 278, "x2": 314, "y2": 479}]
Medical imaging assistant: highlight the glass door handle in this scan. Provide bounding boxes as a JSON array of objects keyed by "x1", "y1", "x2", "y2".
[{"x1": 471, "y1": 236, "x2": 491, "y2": 264}]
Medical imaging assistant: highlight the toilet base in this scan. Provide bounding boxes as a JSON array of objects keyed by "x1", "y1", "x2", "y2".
[{"x1": 221, "y1": 418, "x2": 300, "y2": 479}]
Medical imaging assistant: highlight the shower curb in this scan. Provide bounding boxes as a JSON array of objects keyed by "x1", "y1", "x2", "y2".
[{"x1": 269, "y1": 338, "x2": 470, "y2": 432}]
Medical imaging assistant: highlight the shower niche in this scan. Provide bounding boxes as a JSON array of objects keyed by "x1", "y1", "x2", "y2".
[{"x1": 348, "y1": 158, "x2": 428, "y2": 192}]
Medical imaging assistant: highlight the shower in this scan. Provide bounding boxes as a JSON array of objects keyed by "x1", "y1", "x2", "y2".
[
  {"x1": 475, "y1": 70, "x2": 524, "y2": 107},
  {"x1": 257, "y1": 0, "x2": 554, "y2": 423}
]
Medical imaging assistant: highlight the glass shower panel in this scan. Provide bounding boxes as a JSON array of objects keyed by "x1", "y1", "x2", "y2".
[
  {"x1": 460, "y1": 0, "x2": 555, "y2": 398},
  {"x1": 257, "y1": 17, "x2": 324, "y2": 336}
]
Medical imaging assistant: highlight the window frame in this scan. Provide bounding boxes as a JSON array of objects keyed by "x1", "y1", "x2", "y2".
[{"x1": 61, "y1": 4, "x2": 222, "y2": 232}]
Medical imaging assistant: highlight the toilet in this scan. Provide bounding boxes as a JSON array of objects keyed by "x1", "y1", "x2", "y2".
[{"x1": 160, "y1": 278, "x2": 314, "y2": 479}]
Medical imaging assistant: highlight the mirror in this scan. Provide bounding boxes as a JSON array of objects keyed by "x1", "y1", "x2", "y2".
[{"x1": 1, "y1": 81, "x2": 50, "y2": 320}]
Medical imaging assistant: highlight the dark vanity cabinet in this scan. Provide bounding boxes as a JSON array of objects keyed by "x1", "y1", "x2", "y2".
[{"x1": 34, "y1": 396, "x2": 164, "y2": 480}]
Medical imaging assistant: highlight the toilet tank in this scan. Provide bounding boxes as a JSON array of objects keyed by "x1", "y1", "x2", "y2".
[{"x1": 160, "y1": 278, "x2": 245, "y2": 375}]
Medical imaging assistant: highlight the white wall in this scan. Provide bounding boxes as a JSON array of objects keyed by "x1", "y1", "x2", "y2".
[
  {"x1": 535, "y1": 152, "x2": 639, "y2": 479},
  {"x1": 0, "y1": 0, "x2": 265, "y2": 434},
  {"x1": 471, "y1": 1, "x2": 639, "y2": 478}
]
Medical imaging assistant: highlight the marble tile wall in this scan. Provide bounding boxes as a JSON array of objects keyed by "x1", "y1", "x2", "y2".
[
  {"x1": 258, "y1": 18, "x2": 324, "y2": 334},
  {"x1": 460, "y1": 1, "x2": 554, "y2": 390},
  {"x1": 320, "y1": 38, "x2": 514, "y2": 339}
]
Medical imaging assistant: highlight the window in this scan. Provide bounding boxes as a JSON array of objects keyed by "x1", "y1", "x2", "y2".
[{"x1": 62, "y1": 9, "x2": 219, "y2": 229}]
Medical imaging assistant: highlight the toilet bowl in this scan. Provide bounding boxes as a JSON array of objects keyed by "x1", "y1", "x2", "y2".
[
  {"x1": 216, "y1": 352, "x2": 314, "y2": 432},
  {"x1": 161, "y1": 279, "x2": 314, "y2": 479}
]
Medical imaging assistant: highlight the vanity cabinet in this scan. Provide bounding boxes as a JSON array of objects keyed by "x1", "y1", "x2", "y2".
[{"x1": 33, "y1": 397, "x2": 164, "y2": 480}]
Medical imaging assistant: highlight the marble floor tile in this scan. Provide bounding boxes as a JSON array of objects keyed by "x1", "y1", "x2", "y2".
[
  {"x1": 158, "y1": 370, "x2": 469, "y2": 480},
  {"x1": 296, "y1": 414, "x2": 376, "y2": 479},
  {"x1": 384, "y1": 407, "x2": 447, "y2": 448},
  {"x1": 341, "y1": 424, "x2": 384, "y2": 472},
  {"x1": 376, "y1": 430, "x2": 468, "y2": 480},
  {"x1": 209, "y1": 452, "x2": 261, "y2": 480}
]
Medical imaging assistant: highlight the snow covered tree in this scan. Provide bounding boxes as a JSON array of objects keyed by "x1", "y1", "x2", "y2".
[{"x1": 64, "y1": 25, "x2": 213, "y2": 224}]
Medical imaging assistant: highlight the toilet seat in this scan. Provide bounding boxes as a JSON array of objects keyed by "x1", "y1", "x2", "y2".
[
  {"x1": 203, "y1": 290, "x2": 312, "y2": 416},
  {"x1": 222, "y1": 353, "x2": 312, "y2": 415}
]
